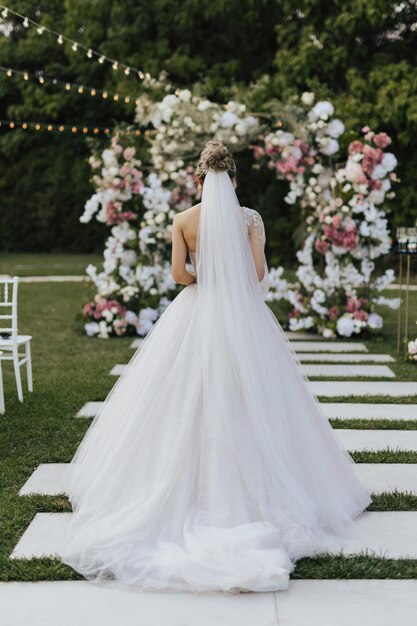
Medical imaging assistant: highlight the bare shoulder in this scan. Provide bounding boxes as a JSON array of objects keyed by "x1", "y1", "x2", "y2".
[{"x1": 173, "y1": 203, "x2": 201, "y2": 224}]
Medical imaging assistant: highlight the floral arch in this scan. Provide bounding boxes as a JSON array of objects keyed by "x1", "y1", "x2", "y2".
[{"x1": 81, "y1": 88, "x2": 399, "y2": 339}]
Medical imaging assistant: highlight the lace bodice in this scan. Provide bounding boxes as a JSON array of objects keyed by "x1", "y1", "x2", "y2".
[{"x1": 188, "y1": 206, "x2": 265, "y2": 273}]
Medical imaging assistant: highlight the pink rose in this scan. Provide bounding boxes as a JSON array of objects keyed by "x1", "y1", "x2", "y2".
[
  {"x1": 373, "y1": 132, "x2": 391, "y2": 149},
  {"x1": 123, "y1": 147, "x2": 136, "y2": 161},
  {"x1": 315, "y1": 239, "x2": 330, "y2": 254},
  {"x1": 328, "y1": 305, "x2": 340, "y2": 320},
  {"x1": 361, "y1": 126, "x2": 371, "y2": 133},
  {"x1": 353, "y1": 309, "x2": 369, "y2": 321},
  {"x1": 348, "y1": 140, "x2": 363, "y2": 155}
]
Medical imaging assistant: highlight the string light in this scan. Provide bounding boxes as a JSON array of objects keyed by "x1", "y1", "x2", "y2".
[
  {"x1": 0, "y1": 4, "x2": 160, "y2": 84},
  {"x1": 0, "y1": 119, "x2": 151, "y2": 136},
  {"x1": 0, "y1": 65, "x2": 135, "y2": 105}
]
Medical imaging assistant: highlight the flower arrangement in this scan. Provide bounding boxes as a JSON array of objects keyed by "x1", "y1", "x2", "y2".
[
  {"x1": 408, "y1": 339, "x2": 417, "y2": 362},
  {"x1": 81, "y1": 88, "x2": 399, "y2": 339},
  {"x1": 253, "y1": 93, "x2": 399, "y2": 337}
]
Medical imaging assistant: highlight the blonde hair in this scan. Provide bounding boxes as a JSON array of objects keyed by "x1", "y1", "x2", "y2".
[{"x1": 195, "y1": 140, "x2": 237, "y2": 182}]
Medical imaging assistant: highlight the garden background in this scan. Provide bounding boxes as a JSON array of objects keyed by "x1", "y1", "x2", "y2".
[{"x1": 1, "y1": 0, "x2": 417, "y2": 269}]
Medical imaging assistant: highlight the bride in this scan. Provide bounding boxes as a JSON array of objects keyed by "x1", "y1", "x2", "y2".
[{"x1": 62, "y1": 140, "x2": 371, "y2": 593}]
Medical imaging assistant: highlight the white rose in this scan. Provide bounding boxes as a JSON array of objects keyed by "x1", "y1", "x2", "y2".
[
  {"x1": 336, "y1": 315, "x2": 355, "y2": 337},
  {"x1": 381, "y1": 153, "x2": 397, "y2": 172},
  {"x1": 327, "y1": 119, "x2": 345, "y2": 138},
  {"x1": 368, "y1": 312, "x2": 383, "y2": 330},
  {"x1": 84, "y1": 322, "x2": 99, "y2": 336},
  {"x1": 301, "y1": 91, "x2": 315, "y2": 106}
]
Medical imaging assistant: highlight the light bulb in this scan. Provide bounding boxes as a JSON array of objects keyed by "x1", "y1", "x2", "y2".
[
  {"x1": 113, "y1": 94, "x2": 119, "y2": 101},
  {"x1": 1, "y1": 8, "x2": 8, "y2": 18},
  {"x1": 86, "y1": 49, "x2": 93, "y2": 58},
  {"x1": 22, "y1": 123, "x2": 28, "y2": 129},
  {"x1": 59, "y1": 126, "x2": 64, "y2": 131},
  {"x1": 90, "y1": 89, "x2": 96, "y2": 96},
  {"x1": 23, "y1": 17, "x2": 29, "y2": 28},
  {"x1": 47, "y1": 125, "x2": 53, "y2": 131},
  {"x1": 57, "y1": 34, "x2": 63, "y2": 44},
  {"x1": 37, "y1": 26, "x2": 45, "y2": 34},
  {"x1": 124, "y1": 67, "x2": 130, "y2": 75},
  {"x1": 65, "y1": 83, "x2": 71, "y2": 90},
  {"x1": 38, "y1": 76, "x2": 45, "y2": 84},
  {"x1": 9, "y1": 122, "x2": 15, "y2": 128},
  {"x1": 138, "y1": 71, "x2": 144, "y2": 79},
  {"x1": 112, "y1": 61, "x2": 118, "y2": 70},
  {"x1": 78, "y1": 86, "x2": 83, "y2": 93},
  {"x1": 102, "y1": 91, "x2": 108, "y2": 99},
  {"x1": 6, "y1": 69, "x2": 12, "y2": 77},
  {"x1": 71, "y1": 127, "x2": 77, "y2": 133},
  {"x1": 71, "y1": 42, "x2": 78, "y2": 51},
  {"x1": 82, "y1": 127, "x2": 88, "y2": 134},
  {"x1": 98, "y1": 56, "x2": 105, "y2": 64},
  {"x1": 124, "y1": 96, "x2": 130, "y2": 103},
  {"x1": 23, "y1": 72, "x2": 29, "y2": 80}
]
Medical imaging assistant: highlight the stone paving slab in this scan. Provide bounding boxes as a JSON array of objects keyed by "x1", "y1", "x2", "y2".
[
  {"x1": 275, "y1": 579, "x2": 417, "y2": 626},
  {"x1": 2, "y1": 579, "x2": 416, "y2": 626},
  {"x1": 111, "y1": 363, "x2": 397, "y2": 378},
  {"x1": 0, "y1": 580, "x2": 278, "y2": 626},
  {"x1": 298, "y1": 353, "x2": 395, "y2": 363},
  {"x1": 11, "y1": 511, "x2": 417, "y2": 560},
  {"x1": 311, "y1": 381, "x2": 417, "y2": 398},
  {"x1": 76, "y1": 401, "x2": 103, "y2": 418},
  {"x1": 336, "y1": 429, "x2": 417, "y2": 452},
  {"x1": 76, "y1": 401, "x2": 417, "y2": 421},
  {"x1": 301, "y1": 364, "x2": 395, "y2": 378},
  {"x1": 321, "y1": 403, "x2": 417, "y2": 420},
  {"x1": 18, "y1": 462, "x2": 417, "y2": 498},
  {"x1": 130, "y1": 338, "x2": 144, "y2": 349},
  {"x1": 293, "y1": 342, "x2": 368, "y2": 353}
]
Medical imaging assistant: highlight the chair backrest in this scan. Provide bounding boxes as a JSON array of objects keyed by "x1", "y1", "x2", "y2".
[{"x1": 0, "y1": 276, "x2": 18, "y2": 342}]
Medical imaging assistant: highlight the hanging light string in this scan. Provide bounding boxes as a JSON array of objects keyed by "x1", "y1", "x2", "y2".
[
  {"x1": 0, "y1": 119, "x2": 156, "y2": 136},
  {"x1": 0, "y1": 4, "x2": 154, "y2": 82},
  {"x1": 0, "y1": 65, "x2": 136, "y2": 104}
]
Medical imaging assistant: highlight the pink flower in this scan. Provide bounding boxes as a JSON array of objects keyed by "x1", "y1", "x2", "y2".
[
  {"x1": 332, "y1": 214, "x2": 342, "y2": 228},
  {"x1": 315, "y1": 239, "x2": 330, "y2": 254},
  {"x1": 373, "y1": 132, "x2": 391, "y2": 149},
  {"x1": 353, "y1": 309, "x2": 369, "y2": 321},
  {"x1": 83, "y1": 303, "x2": 93, "y2": 315},
  {"x1": 123, "y1": 147, "x2": 136, "y2": 161},
  {"x1": 361, "y1": 126, "x2": 371, "y2": 133},
  {"x1": 348, "y1": 140, "x2": 363, "y2": 155},
  {"x1": 328, "y1": 305, "x2": 340, "y2": 320}
]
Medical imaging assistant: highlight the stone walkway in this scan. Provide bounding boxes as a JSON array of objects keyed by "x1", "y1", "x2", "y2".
[{"x1": 6, "y1": 331, "x2": 417, "y2": 625}]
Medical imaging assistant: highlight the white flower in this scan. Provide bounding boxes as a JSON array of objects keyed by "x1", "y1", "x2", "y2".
[
  {"x1": 309, "y1": 100, "x2": 334, "y2": 122},
  {"x1": 301, "y1": 92, "x2": 315, "y2": 106},
  {"x1": 381, "y1": 153, "x2": 397, "y2": 172},
  {"x1": 320, "y1": 138, "x2": 339, "y2": 156},
  {"x1": 322, "y1": 328, "x2": 336, "y2": 339},
  {"x1": 408, "y1": 340, "x2": 417, "y2": 356},
  {"x1": 336, "y1": 315, "x2": 355, "y2": 337},
  {"x1": 327, "y1": 119, "x2": 345, "y2": 138},
  {"x1": 219, "y1": 110, "x2": 238, "y2": 128},
  {"x1": 84, "y1": 322, "x2": 99, "y2": 336},
  {"x1": 367, "y1": 312, "x2": 383, "y2": 330}
]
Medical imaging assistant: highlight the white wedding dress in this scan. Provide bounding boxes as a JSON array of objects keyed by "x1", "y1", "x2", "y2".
[{"x1": 62, "y1": 170, "x2": 371, "y2": 593}]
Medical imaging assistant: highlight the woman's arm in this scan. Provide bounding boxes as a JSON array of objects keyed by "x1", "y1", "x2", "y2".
[
  {"x1": 248, "y1": 211, "x2": 266, "y2": 281},
  {"x1": 171, "y1": 215, "x2": 197, "y2": 285}
]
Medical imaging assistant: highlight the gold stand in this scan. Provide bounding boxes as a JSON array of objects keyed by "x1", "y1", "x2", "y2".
[{"x1": 396, "y1": 253, "x2": 414, "y2": 357}]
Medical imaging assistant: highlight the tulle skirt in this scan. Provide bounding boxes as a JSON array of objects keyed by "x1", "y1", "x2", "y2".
[{"x1": 62, "y1": 282, "x2": 371, "y2": 593}]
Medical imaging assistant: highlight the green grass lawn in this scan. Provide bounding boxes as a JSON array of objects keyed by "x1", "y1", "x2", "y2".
[
  {"x1": 0, "y1": 253, "x2": 102, "y2": 276},
  {"x1": 0, "y1": 264, "x2": 417, "y2": 581}
]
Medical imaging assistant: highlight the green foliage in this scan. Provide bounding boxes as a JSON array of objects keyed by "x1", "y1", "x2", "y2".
[{"x1": 0, "y1": 0, "x2": 416, "y2": 256}]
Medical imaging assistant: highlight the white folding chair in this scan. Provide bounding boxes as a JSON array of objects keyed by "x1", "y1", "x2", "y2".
[
  {"x1": 0, "y1": 276, "x2": 33, "y2": 403},
  {"x1": 0, "y1": 351, "x2": 4, "y2": 414}
]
